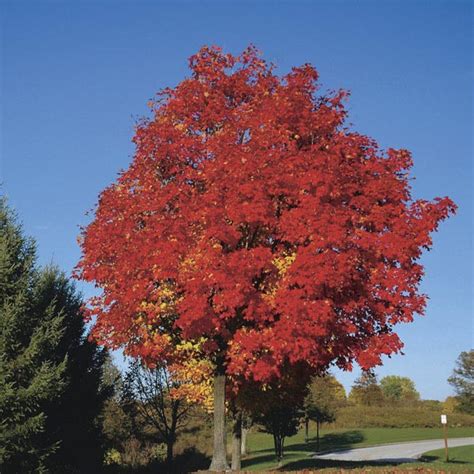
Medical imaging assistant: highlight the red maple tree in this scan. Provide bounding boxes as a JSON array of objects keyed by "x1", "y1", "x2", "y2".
[{"x1": 75, "y1": 45, "x2": 455, "y2": 470}]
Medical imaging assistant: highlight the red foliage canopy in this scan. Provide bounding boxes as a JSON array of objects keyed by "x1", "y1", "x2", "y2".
[{"x1": 75, "y1": 46, "x2": 455, "y2": 382}]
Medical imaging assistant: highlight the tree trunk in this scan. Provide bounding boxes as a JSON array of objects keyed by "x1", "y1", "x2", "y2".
[
  {"x1": 166, "y1": 402, "x2": 178, "y2": 471},
  {"x1": 304, "y1": 416, "x2": 309, "y2": 443},
  {"x1": 231, "y1": 411, "x2": 242, "y2": 470},
  {"x1": 276, "y1": 435, "x2": 283, "y2": 468},
  {"x1": 272, "y1": 433, "x2": 277, "y2": 459},
  {"x1": 241, "y1": 425, "x2": 248, "y2": 456},
  {"x1": 166, "y1": 441, "x2": 174, "y2": 472},
  {"x1": 209, "y1": 373, "x2": 229, "y2": 471},
  {"x1": 316, "y1": 420, "x2": 320, "y2": 452}
]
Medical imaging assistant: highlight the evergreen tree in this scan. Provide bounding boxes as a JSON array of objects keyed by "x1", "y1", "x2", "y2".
[
  {"x1": 448, "y1": 350, "x2": 474, "y2": 415},
  {"x1": 35, "y1": 267, "x2": 112, "y2": 473},
  {"x1": 0, "y1": 198, "x2": 66, "y2": 473},
  {"x1": 349, "y1": 370, "x2": 385, "y2": 407},
  {"x1": 0, "y1": 198, "x2": 112, "y2": 473}
]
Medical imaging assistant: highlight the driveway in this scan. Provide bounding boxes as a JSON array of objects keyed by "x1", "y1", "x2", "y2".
[{"x1": 313, "y1": 437, "x2": 474, "y2": 463}]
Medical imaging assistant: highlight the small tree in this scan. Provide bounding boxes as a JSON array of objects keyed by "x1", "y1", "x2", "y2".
[
  {"x1": 448, "y1": 350, "x2": 474, "y2": 415},
  {"x1": 380, "y1": 375, "x2": 419, "y2": 403},
  {"x1": 304, "y1": 375, "x2": 345, "y2": 450},
  {"x1": 122, "y1": 360, "x2": 192, "y2": 469},
  {"x1": 349, "y1": 370, "x2": 385, "y2": 407},
  {"x1": 242, "y1": 369, "x2": 308, "y2": 467},
  {"x1": 254, "y1": 403, "x2": 302, "y2": 467}
]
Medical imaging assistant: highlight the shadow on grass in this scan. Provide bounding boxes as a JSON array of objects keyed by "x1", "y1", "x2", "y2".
[
  {"x1": 292, "y1": 430, "x2": 365, "y2": 453},
  {"x1": 241, "y1": 453, "x2": 286, "y2": 469},
  {"x1": 242, "y1": 430, "x2": 365, "y2": 470},
  {"x1": 420, "y1": 455, "x2": 469, "y2": 465}
]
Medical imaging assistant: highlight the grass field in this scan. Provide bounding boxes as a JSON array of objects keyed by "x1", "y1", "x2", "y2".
[
  {"x1": 241, "y1": 426, "x2": 474, "y2": 471},
  {"x1": 422, "y1": 444, "x2": 474, "y2": 463}
]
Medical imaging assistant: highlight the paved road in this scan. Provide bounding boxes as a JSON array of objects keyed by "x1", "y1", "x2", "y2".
[{"x1": 313, "y1": 437, "x2": 474, "y2": 463}]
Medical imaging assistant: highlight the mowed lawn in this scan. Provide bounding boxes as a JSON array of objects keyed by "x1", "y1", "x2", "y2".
[
  {"x1": 422, "y1": 444, "x2": 474, "y2": 464},
  {"x1": 241, "y1": 426, "x2": 474, "y2": 471}
]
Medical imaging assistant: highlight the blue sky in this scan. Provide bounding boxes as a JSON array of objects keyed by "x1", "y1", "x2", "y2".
[{"x1": 1, "y1": 0, "x2": 472, "y2": 400}]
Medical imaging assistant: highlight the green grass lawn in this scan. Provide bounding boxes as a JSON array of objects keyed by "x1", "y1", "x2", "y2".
[
  {"x1": 241, "y1": 426, "x2": 474, "y2": 472},
  {"x1": 422, "y1": 444, "x2": 474, "y2": 464}
]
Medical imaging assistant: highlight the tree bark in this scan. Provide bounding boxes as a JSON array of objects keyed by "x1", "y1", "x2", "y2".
[
  {"x1": 304, "y1": 416, "x2": 309, "y2": 443},
  {"x1": 231, "y1": 411, "x2": 242, "y2": 470},
  {"x1": 276, "y1": 435, "x2": 283, "y2": 468},
  {"x1": 241, "y1": 425, "x2": 248, "y2": 456},
  {"x1": 209, "y1": 373, "x2": 229, "y2": 471},
  {"x1": 166, "y1": 441, "x2": 174, "y2": 471},
  {"x1": 316, "y1": 420, "x2": 320, "y2": 452},
  {"x1": 272, "y1": 434, "x2": 277, "y2": 462}
]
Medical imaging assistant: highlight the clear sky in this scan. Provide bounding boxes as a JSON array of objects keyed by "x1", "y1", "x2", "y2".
[{"x1": 1, "y1": 0, "x2": 472, "y2": 400}]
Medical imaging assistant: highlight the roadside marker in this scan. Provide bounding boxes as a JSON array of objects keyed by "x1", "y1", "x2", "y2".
[{"x1": 441, "y1": 414, "x2": 449, "y2": 462}]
